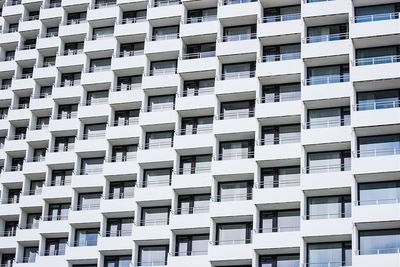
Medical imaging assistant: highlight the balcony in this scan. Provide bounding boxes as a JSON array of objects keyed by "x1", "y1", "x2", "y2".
[
  {"x1": 137, "y1": 142, "x2": 175, "y2": 163},
  {"x1": 352, "y1": 101, "x2": 400, "y2": 128},
  {"x1": 81, "y1": 66, "x2": 113, "y2": 87},
  {"x1": 59, "y1": 19, "x2": 89, "y2": 37},
  {"x1": 353, "y1": 147, "x2": 400, "y2": 174},
  {"x1": 55, "y1": 50, "x2": 86, "y2": 68},
  {"x1": 218, "y1": 0, "x2": 258, "y2": 19},
  {"x1": 301, "y1": 215, "x2": 352, "y2": 237},
  {"x1": 257, "y1": 53, "x2": 301, "y2": 77},
  {"x1": 178, "y1": 51, "x2": 217, "y2": 74},
  {"x1": 144, "y1": 34, "x2": 181, "y2": 54},
  {"x1": 147, "y1": 0, "x2": 182, "y2": 20},
  {"x1": 142, "y1": 69, "x2": 180, "y2": 89},
  {"x1": 109, "y1": 85, "x2": 144, "y2": 105},
  {"x1": 111, "y1": 52, "x2": 146, "y2": 72},
  {"x1": 302, "y1": 0, "x2": 351, "y2": 19},
  {"x1": 353, "y1": 200, "x2": 400, "y2": 224},
  {"x1": 304, "y1": 73, "x2": 350, "y2": 86},
  {"x1": 302, "y1": 122, "x2": 351, "y2": 145},
  {"x1": 258, "y1": 13, "x2": 301, "y2": 37},
  {"x1": 351, "y1": 12, "x2": 400, "y2": 39},
  {"x1": 253, "y1": 230, "x2": 301, "y2": 250},
  {"x1": 302, "y1": 34, "x2": 350, "y2": 59},
  {"x1": 216, "y1": 34, "x2": 258, "y2": 57},
  {"x1": 174, "y1": 129, "x2": 214, "y2": 150},
  {"x1": 215, "y1": 72, "x2": 257, "y2": 95},
  {"x1": 180, "y1": 17, "x2": 218, "y2": 37},
  {"x1": 212, "y1": 152, "x2": 255, "y2": 175},
  {"x1": 352, "y1": 55, "x2": 400, "y2": 82},
  {"x1": 102, "y1": 155, "x2": 139, "y2": 176},
  {"x1": 214, "y1": 111, "x2": 256, "y2": 135},
  {"x1": 255, "y1": 137, "x2": 301, "y2": 162},
  {"x1": 87, "y1": 1, "x2": 118, "y2": 21},
  {"x1": 115, "y1": 17, "x2": 148, "y2": 37}
]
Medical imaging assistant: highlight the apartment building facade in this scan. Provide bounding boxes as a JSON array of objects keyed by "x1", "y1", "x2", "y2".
[{"x1": 0, "y1": 0, "x2": 399, "y2": 266}]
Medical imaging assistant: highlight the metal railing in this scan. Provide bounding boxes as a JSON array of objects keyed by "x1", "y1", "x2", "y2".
[
  {"x1": 305, "y1": 118, "x2": 350, "y2": 129},
  {"x1": 186, "y1": 15, "x2": 217, "y2": 24},
  {"x1": 214, "y1": 151, "x2": 254, "y2": 161},
  {"x1": 213, "y1": 192, "x2": 252, "y2": 202},
  {"x1": 220, "y1": 71, "x2": 255, "y2": 80},
  {"x1": 305, "y1": 33, "x2": 348, "y2": 43},
  {"x1": 27, "y1": 15, "x2": 39, "y2": 21},
  {"x1": 40, "y1": 249, "x2": 65, "y2": 256},
  {"x1": 153, "y1": 0, "x2": 181, "y2": 7},
  {"x1": 354, "y1": 55, "x2": 400, "y2": 66},
  {"x1": 113, "y1": 84, "x2": 142, "y2": 91},
  {"x1": 18, "y1": 255, "x2": 37, "y2": 263},
  {"x1": 59, "y1": 80, "x2": 81, "y2": 87},
  {"x1": 354, "y1": 147, "x2": 400, "y2": 158},
  {"x1": 257, "y1": 135, "x2": 301, "y2": 145},
  {"x1": 42, "y1": 32, "x2": 58, "y2": 38},
  {"x1": 103, "y1": 229, "x2": 132, "y2": 237},
  {"x1": 304, "y1": 261, "x2": 351, "y2": 267},
  {"x1": 217, "y1": 110, "x2": 255, "y2": 120},
  {"x1": 305, "y1": 74, "x2": 350, "y2": 85},
  {"x1": 172, "y1": 250, "x2": 208, "y2": 256},
  {"x1": 50, "y1": 145, "x2": 74, "y2": 152},
  {"x1": 84, "y1": 97, "x2": 109, "y2": 106},
  {"x1": 65, "y1": 19, "x2": 87, "y2": 25},
  {"x1": 88, "y1": 65, "x2": 111, "y2": 73},
  {"x1": 222, "y1": 0, "x2": 256, "y2": 5},
  {"x1": 120, "y1": 17, "x2": 147, "y2": 24},
  {"x1": 28, "y1": 155, "x2": 46, "y2": 162},
  {"x1": 135, "y1": 261, "x2": 168, "y2": 266},
  {"x1": 354, "y1": 100, "x2": 400, "y2": 111},
  {"x1": 75, "y1": 203, "x2": 100, "y2": 211},
  {"x1": 357, "y1": 247, "x2": 400, "y2": 255},
  {"x1": 42, "y1": 214, "x2": 69, "y2": 221},
  {"x1": 108, "y1": 154, "x2": 137, "y2": 162},
  {"x1": 4, "y1": 164, "x2": 24, "y2": 171},
  {"x1": 48, "y1": 179, "x2": 71, "y2": 186},
  {"x1": 55, "y1": 112, "x2": 78, "y2": 120},
  {"x1": 179, "y1": 86, "x2": 214, "y2": 97},
  {"x1": 175, "y1": 166, "x2": 211, "y2": 175},
  {"x1": 20, "y1": 73, "x2": 33, "y2": 79},
  {"x1": 174, "y1": 206, "x2": 209, "y2": 215},
  {"x1": 5, "y1": 196, "x2": 20, "y2": 204},
  {"x1": 76, "y1": 168, "x2": 103, "y2": 175},
  {"x1": 20, "y1": 44, "x2": 36, "y2": 50},
  {"x1": 151, "y1": 33, "x2": 179, "y2": 41},
  {"x1": 92, "y1": 1, "x2": 116, "y2": 9},
  {"x1": 262, "y1": 52, "x2": 301, "y2": 62},
  {"x1": 221, "y1": 33, "x2": 257, "y2": 42},
  {"x1": 143, "y1": 140, "x2": 173, "y2": 149},
  {"x1": 139, "y1": 178, "x2": 171, "y2": 188},
  {"x1": 212, "y1": 238, "x2": 252, "y2": 245},
  {"x1": 355, "y1": 198, "x2": 400, "y2": 206},
  {"x1": 139, "y1": 218, "x2": 169, "y2": 226},
  {"x1": 91, "y1": 33, "x2": 114, "y2": 40},
  {"x1": 304, "y1": 212, "x2": 351, "y2": 220},
  {"x1": 23, "y1": 222, "x2": 39, "y2": 229},
  {"x1": 304, "y1": 163, "x2": 351, "y2": 174},
  {"x1": 257, "y1": 225, "x2": 300, "y2": 233},
  {"x1": 256, "y1": 178, "x2": 300, "y2": 188},
  {"x1": 23, "y1": 188, "x2": 42, "y2": 196},
  {"x1": 262, "y1": 13, "x2": 301, "y2": 23},
  {"x1": 149, "y1": 68, "x2": 177, "y2": 76},
  {"x1": 72, "y1": 240, "x2": 98, "y2": 247},
  {"x1": 177, "y1": 126, "x2": 213, "y2": 135},
  {"x1": 0, "y1": 230, "x2": 16, "y2": 237},
  {"x1": 111, "y1": 118, "x2": 139, "y2": 126},
  {"x1": 63, "y1": 49, "x2": 84, "y2": 56},
  {"x1": 80, "y1": 132, "x2": 106, "y2": 140},
  {"x1": 142, "y1": 103, "x2": 175, "y2": 112},
  {"x1": 4, "y1": 55, "x2": 15, "y2": 61},
  {"x1": 352, "y1": 12, "x2": 399, "y2": 23},
  {"x1": 181, "y1": 51, "x2": 215, "y2": 60},
  {"x1": 118, "y1": 50, "x2": 145, "y2": 57},
  {"x1": 103, "y1": 191, "x2": 135, "y2": 200}
]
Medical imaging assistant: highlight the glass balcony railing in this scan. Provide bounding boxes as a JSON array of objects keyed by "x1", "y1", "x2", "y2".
[
  {"x1": 353, "y1": 12, "x2": 399, "y2": 23},
  {"x1": 354, "y1": 55, "x2": 400, "y2": 66}
]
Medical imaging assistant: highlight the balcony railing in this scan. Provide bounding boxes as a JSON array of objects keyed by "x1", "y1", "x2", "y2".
[
  {"x1": 0, "y1": 230, "x2": 16, "y2": 237},
  {"x1": 76, "y1": 203, "x2": 100, "y2": 211},
  {"x1": 255, "y1": 177, "x2": 300, "y2": 188},
  {"x1": 60, "y1": 80, "x2": 81, "y2": 87},
  {"x1": 84, "y1": 98, "x2": 109, "y2": 106},
  {"x1": 65, "y1": 19, "x2": 87, "y2": 25},
  {"x1": 177, "y1": 125, "x2": 213, "y2": 135},
  {"x1": 72, "y1": 240, "x2": 97, "y2": 247},
  {"x1": 214, "y1": 151, "x2": 254, "y2": 160},
  {"x1": 113, "y1": 84, "x2": 142, "y2": 91},
  {"x1": 88, "y1": 65, "x2": 111, "y2": 73},
  {"x1": 139, "y1": 218, "x2": 169, "y2": 226},
  {"x1": 354, "y1": 55, "x2": 400, "y2": 66},
  {"x1": 354, "y1": 147, "x2": 400, "y2": 158},
  {"x1": 304, "y1": 261, "x2": 351, "y2": 267},
  {"x1": 120, "y1": 17, "x2": 147, "y2": 24},
  {"x1": 257, "y1": 225, "x2": 300, "y2": 233},
  {"x1": 213, "y1": 238, "x2": 252, "y2": 245},
  {"x1": 218, "y1": 110, "x2": 254, "y2": 120},
  {"x1": 179, "y1": 86, "x2": 214, "y2": 97},
  {"x1": 186, "y1": 15, "x2": 217, "y2": 24},
  {"x1": 149, "y1": 68, "x2": 177, "y2": 76},
  {"x1": 304, "y1": 163, "x2": 351, "y2": 174},
  {"x1": 103, "y1": 191, "x2": 135, "y2": 200},
  {"x1": 76, "y1": 168, "x2": 103, "y2": 175},
  {"x1": 42, "y1": 214, "x2": 69, "y2": 221},
  {"x1": 143, "y1": 140, "x2": 173, "y2": 149},
  {"x1": 181, "y1": 51, "x2": 215, "y2": 60},
  {"x1": 139, "y1": 178, "x2": 171, "y2": 188},
  {"x1": 92, "y1": 1, "x2": 116, "y2": 9},
  {"x1": 354, "y1": 100, "x2": 400, "y2": 111},
  {"x1": 27, "y1": 15, "x2": 39, "y2": 21},
  {"x1": 221, "y1": 33, "x2": 257, "y2": 42},
  {"x1": 48, "y1": 178, "x2": 71, "y2": 186},
  {"x1": 20, "y1": 44, "x2": 36, "y2": 50},
  {"x1": 108, "y1": 154, "x2": 137, "y2": 162},
  {"x1": 355, "y1": 198, "x2": 400, "y2": 206},
  {"x1": 213, "y1": 192, "x2": 252, "y2": 202},
  {"x1": 305, "y1": 74, "x2": 350, "y2": 85},
  {"x1": 172, "y1": 250, "x2": 208, "y2": 256},
  {"x1": 222, "y1": 0, "x2": 256, "y2": 5},
  {"x1": 1, "y1": 85, "x2": 11, "y2": 90},
  {"x1": 142, "y1": 103, "x2": 175, "y2": 112},
  {"x1": 103, "y1": 229, "x2": 132, "y2": 237},
  {"x1": 175, "y1": 166, "x2": 212, "y2": 175},
  {"x1": 304, "y1": 212, "x2": 351, "y2": 220},
  {"x1": 305, "y1": 33, "x2": 349, "y2": 43},
  {"x1": 357, "y1": 247, "x2": 400, "y2": 255},
  {"x1": 305, "y1": 118, "x2": 350, "y2": 129},
  {"x1": 352, "y1": 12, "x2": 399, "y2": 23},
  {"x1": 18, "y1": 255, "x2": 37, "y2": 263},
  {"x1": 262, "y1": 52, "x2": 301, "y2": 62},
  {"x1": 262, "y1": 13, "x2": 301, "y2": 23},
  {"x1": 136, "y1": 261, "x2": 168, "y2": 266},
  {"x1": 174, "y1": 206, "x2": 209, "y2": 214},
  {"x1": 111, "y1": 118, "x2": 139, "y2": 127},
  {"x1": 63, "y1": 49, "x2": 84, "y2": 56},
  {"x1": 151, "y1": 33, "x2": 179, "y2": 41},
  {"x1": 91, "y1": 33, "x2": 114, "y2": 40},
  {"x1": 153, "y1": 0, "x2": 181, "y2": 7},
  {"x1": 117, "y1": 50, "x2": 145, "y2": 57},
  {"x1": 220, "y1": 71, "x2": 255, "y2": 80},
  {"x1": 259, "y1": 92, "x2": 301, "y2": 103},
  {"x1": 257, "y1": 135, "x2": 301, "y2": 145},
  {"x1": 8, "y1": 134, "x2": 26, "y2": 140},
  {"x1": 40, "y1": 249, "x2": 65, "y2": 256},
  {"x1": 81, "y1": 132, "x2": 106, "y2": 140}
]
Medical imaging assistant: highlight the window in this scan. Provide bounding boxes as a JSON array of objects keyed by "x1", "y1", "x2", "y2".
[
  {"x1": 57, "y1": 104, "x2": 78, "y2": 119},
  {"x1": 307, "y1": 195, "x2": 351, "y2": 220},
  {"x1": 263, "y1": 5, "x2": 301, "y2": 22},
  {"x1": 357, "y1": 89, "x2": 400, "y2": 111},
  {"x1": 61, "y1": 72, "x2": 81, "y2": 86},
  {"x1": 11, "y1": 157, "x2": 24, "y2": 170},
  {"x1": 218, "y1": 140, "x2": 254, "y2": 160},
  {"x1": 1, "y1": 254, "x2": 14, "y2": 267},
  {"x1": 154, "y1": 0, "x2": 179, "y2": 7},
  {"x1": 54, "y1": 136, "x2": 75, "y2": 152},
  {"x1": 147, "y1": 95, "x2": 175, "y2": 112},
  {"x1": 116, "y1": 76, "x2": 142, "y2": 91},
  {"x1": 262, "y1": 83, "x2": 301, "y2": 103},
  {"x1": 261, "y1": 125, "x2": 300, "y2": 145},
  {"x1": 89, "y1": 58, "x2": 111, "y2": 72},
  {"x1": 106, "y1": 218, "x2": 133, "y2": 237},
  {"x1": 74, "y1": 228, "x2": 99, "y2": 246},
  {"x1": 80, "y1": 158, "x2": 104, "y2": 175},
  {"x1": 138, "y1": 246, "x2": 168, "y2": 266},
  {"x1": 122, "y1": 10, "x2": 147, "y2": 23},
  {"x1": 262, "y1": 44, "x2": 301, "y2": 62},
  {"x1": 357, "y1": 134, "x2": 400, "y2": 157},
  {"x1": 220, "y1": 100, "x2": 255, "y2": 119},
  {"x1": 86, "y1": 90, "x2": 109, "y2": 105},
  {"x1": 46, "y1": 27, "x2": 59, "y2": 37},
  {"x1": 175, "y1": 235, "x2": 209, "y2": 256},
  {"x1": 109, "y1": 181, "x2": 135, "y2": 199},
  {"x1": 217, "y1": 181, "x2": 253, "y2": 202},
  {"x1": 307, "y1": 242, "x2": 352, "y2": 267},
  {"x1": 177, "y1": 194, "x2": 210, "y2": 214},
  {"x1": 150, "y1": 60, "x2": 177, "y2": 75},
  {"x1": 7, "y1": 189, "x2": 21, "y2": 203},
  {"x1": 36, "y1": 117, "x2": 50, "y2": 130},
  {"x1": 18, "y1": 96, "x2": 30, "y2": 108},
  {"x1": 1, "y1": 79, "x2": 12, "y2": 90},
  {"x1": 152, "y1": 26, "x2": 179, "y2": 41},
  {"x1": 356, "y1": 45, "x2": 400, "y2": 66},
  {"x1": 92, "y1": 26, "x2": 114, "y2": 40},
  {"x1": 26, "y1": 213, "x2": 41, "y2": 229},
  {"x1": 223, "y1": 25, "x2": 256, "y2": 41},
  {"x1": 358, "y1": 181, "x2": 400, "y2": 206},
  {"x1": 40, "y1": 86, "x2": 52, "y2": 98},
  {"x1": 359, "y1": 229, "x2": 400, "y2": 255},
  {"x1": 222, "y1": 62, "x2": 256, "y2": 79},
  {"x1": 140, "y1": 207, "x2": 170, "y2": 226},
  {"x1": 307, "y1": 107, "x2": 350, "y2": 129},
  {"x1": 67, "y1": 12, "x2": 87, "y2": 24},
  {"x1": 307, "y1": 150, "x2": 351, "y2": 173},
  {"x1": 47, "y1": 203, "x2": 70, "y2": 221},
  {"x1": 145, "y1": 131, "x2": 174, "y2": 149},
  {"x1": 64, "y1": 42, "x2": 84, "y2": 55},
  {"x1": 216, "y1": 222, "x2": 252, "y2": 245},
  {"x1": 111, "y1": 145, "x2": 137, "y2": 162},
  {"x1": 77, "y1": 193, "x2": 101, "y2": 210},
  {"x1": 23, "y1": 247, "x2": 38, "y2": 263},
  {"x1": 104, "y1": 255, "x2": 132, "y2": 267},
  {"x1": 307, "y1": 24, "x2": 348, "y2": 43},
  {"x1": 187, "y1": 8, "x2": 217, "y2": 23},
  {"x1": 119, "y1": 42, "x2": 144, "y2": 57},
  {"x1": 184, "y1": 43, "x2": 215, "y2": 59},
  {"x1": 83, "y1": 123, "x2": 106, "y2": 140},
  {"x1": 259, "y1": 210, "x2": 300, "y2": 233},
  {"x1": 260, "y1": 166, "x2": 300, "y2": 188},
  {"x1": 5, "y1": 51, "x2": 15, "y2": 61},
  {"x1": 143, "y1": 168, "x2": 172, "y2": 187},
  {"x1": 29, "y1": 179, "x2": 44, "y2": 194},
  {"x1": 179, "y1": 154, "x2": 212, "y2": 174},
  {"x1": 259, "y1": 254, "x2": 300, "y2": 267},
  {"x1": 181, "y1": 116, "x2": 213, "y2": 135},
  {"x1": 3, "y1": 221, "x2": 18, "y2": 236},
  {"x1": 182, "y1": 79, "x2": 214, "y2": 96},
  {"x1": 44, "y1": 238, "x2": 68, "y2": 256},
  {"x1": 9, "y1": 23, "x2": 19, "y2": 32},
  {"x1": 307, "y1": 64, "x2": 349, "y2": 85},
  {"x1": 51, "y1": 170, "x2": 73, "y2": 186}
]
